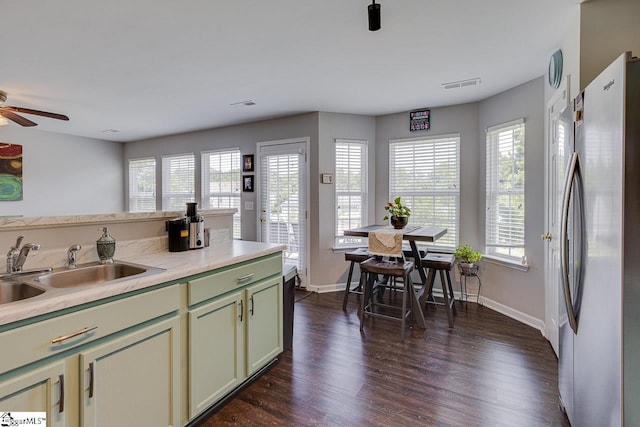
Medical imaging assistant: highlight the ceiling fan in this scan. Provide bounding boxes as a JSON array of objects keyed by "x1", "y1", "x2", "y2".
[{"x1": 0, "y1": 90, "x2": 69, "y2": 127}]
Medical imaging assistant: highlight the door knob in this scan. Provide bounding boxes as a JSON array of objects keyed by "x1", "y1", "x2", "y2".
[{"x1": 541, "y1": 232, "x2": 552, "y2": 241}]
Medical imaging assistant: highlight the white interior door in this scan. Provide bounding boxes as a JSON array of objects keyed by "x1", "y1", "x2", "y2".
[
  {"x1": 257, "y1": 138, "x2": 309, "y2": 287},
  {"x1": 545, "y1": 78, "x2": 570, "y2": 356}
]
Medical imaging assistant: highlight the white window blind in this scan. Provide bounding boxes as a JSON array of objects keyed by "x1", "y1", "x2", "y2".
[
  {"x1": 162, "y1": 153, "x2": 195, "y2": 211},
  {"x1": 485, "y1": 119, "x2": 525, "y2": 259},
  {"x1": 259, "y1": 145, "x2": 305, "y2": 272},
  {"x1": 201, "y1": 149, "x2": 241, "y2": 239},
  {"x1": 389, "y1": 134, "x2": 460, "y2": 248},
  {"x1": 335, "y1": 139, "x2": 367, "y2": 246},
  {"x1": 128, "y1": 158, "x2": 156, "y2": 212}
]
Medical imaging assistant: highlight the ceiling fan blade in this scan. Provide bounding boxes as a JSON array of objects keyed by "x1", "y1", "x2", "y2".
[
  {"x1": 4, "y1": 106, "x2": 69, "y2": 121},
  {"x1": 0, "y1": 109, "x2": 38, "y2": 127}
]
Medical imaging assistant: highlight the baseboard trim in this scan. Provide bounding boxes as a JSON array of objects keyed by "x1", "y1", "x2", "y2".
[
  {"x1": 307, "y1": 282, "x2": 347, "y2": 294},
  {"x1": 309, "y1": 284, "x2": 546, "y2": 335},
  {"x1": 479, "y1": 296, "x2": 545, "y2": 335}
]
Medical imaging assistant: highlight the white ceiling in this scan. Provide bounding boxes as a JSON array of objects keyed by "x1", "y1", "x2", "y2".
[{"x1": 1, "y1": 0, "x2": 579, "y2": 142}]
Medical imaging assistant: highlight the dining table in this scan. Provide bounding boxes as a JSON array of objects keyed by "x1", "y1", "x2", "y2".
[{"x1": 344, "y1": 224, "x2": 447, "y2": 328}]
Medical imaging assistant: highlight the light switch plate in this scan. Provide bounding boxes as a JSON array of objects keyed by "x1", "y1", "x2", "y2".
[
  {"x1": 321, "y1": 173, "x2": 333, "y2": 184},
  {"x1": 245, "y1": 201, "x2": 254, "y2": 210}
]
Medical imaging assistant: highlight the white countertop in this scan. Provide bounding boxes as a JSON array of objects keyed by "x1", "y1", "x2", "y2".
[{"x1": 0, "y1": 240, "x2": 285, "y2": 327}]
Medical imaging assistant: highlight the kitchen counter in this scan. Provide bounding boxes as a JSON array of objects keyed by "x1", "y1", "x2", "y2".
[{"x1": 0, "y1": 240, "x2": 285, "y2": 328}]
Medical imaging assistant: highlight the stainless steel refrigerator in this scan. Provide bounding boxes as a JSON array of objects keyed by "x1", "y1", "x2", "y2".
[{"x1": 558, "y1": 51, "x2": 640, "y2": 426}]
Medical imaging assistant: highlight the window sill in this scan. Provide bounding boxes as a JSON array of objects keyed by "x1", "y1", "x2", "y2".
[
  {"x1": 482, "y1": 255, "x2": 529, "y2": 272},
  {"x1": 332, "y1": 244, "x2": 367, "y2": 253}
]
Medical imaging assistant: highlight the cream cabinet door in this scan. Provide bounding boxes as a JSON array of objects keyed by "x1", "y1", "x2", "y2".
[
  {"x1": 80, "y1": 316, "x2": 180, "y2": 427},
  {"x1": 188, "y1": 290, "x2": 244, "y2": 419},
  {"x1": 246, "y1": 278, "x2": 283, "y2": 376},
  {"x1": 0, "y1": 361, "x2": 66, "y2": 427}
]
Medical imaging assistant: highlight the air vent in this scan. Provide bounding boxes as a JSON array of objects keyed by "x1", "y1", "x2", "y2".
[
  {"x1": 442, "y1": 77, "x2": 481, "y2": 90},
  {"x1": 230, "y1": 100, "x2": 256, "y2": 107}
]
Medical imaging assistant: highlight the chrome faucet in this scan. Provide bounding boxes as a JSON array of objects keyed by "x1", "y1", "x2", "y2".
[
  {"x1": 6, "y1": 236, "x2": 41, "y2": 273},
  {"x1": 14, "y1": 243, "x2": 41, "y2": 272},
  {"x1": 6, "y1": 235, "x2": 24, "y2": 274},
  {"x1": 3, "y1": 236, "x2": 52, "y2": 278},
  {"x1": 67, "y1": 244, "x2": 81, "y2": 269}
]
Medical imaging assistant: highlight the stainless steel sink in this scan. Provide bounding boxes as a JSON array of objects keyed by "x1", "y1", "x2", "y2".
[
  {"x1": 0, "y1": 282, "x2": 46, "y2": 304},
  {"x1": 34, "y1": 261, "x2": 164, "y2": 289}
]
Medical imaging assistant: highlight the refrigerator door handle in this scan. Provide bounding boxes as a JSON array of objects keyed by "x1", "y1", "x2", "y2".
[{"x1": 560, "y1": 152, "x2": 580, "y2": 334}]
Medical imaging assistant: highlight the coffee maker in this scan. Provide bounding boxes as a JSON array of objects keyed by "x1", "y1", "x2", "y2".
[
  {"x1": 166, "y1": 217, "x2": 190, "y2": 252},
  {"x1": 186, "y1": 202, "x2": 205, "y2": 249}
]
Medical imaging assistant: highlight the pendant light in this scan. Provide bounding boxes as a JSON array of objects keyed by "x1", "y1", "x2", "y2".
[{"x1": 368, "y1": 0, "x2": 381, "y2": 31}]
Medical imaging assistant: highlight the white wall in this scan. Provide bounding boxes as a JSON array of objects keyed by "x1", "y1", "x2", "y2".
[
  {"x1": 124, "y1": 113, "x2": 319, "y2": 243},
  {"x1": 375, "y1": 103, "x2": 481, "y2": 249},
  {"x1": 125, "y1": 111, "x2": 378, "y2": 289},
  {"x1": 314, "y1": 112, "x2": 376, "y2": 289},
  {"x1": 0, "y1": 126, "x2": 123, "y2": 217},
  {"x1": 478, "y1": 77, "x2": 545, "y2": 322},
  {"x1": 580, "y1": 0, "x2": 640, "y2": 90}
]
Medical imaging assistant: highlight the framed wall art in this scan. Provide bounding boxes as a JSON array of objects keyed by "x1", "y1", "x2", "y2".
[
  {"x1": 409, "y1": 109, "x2": 430, "y2": 132},
  {"x1": 0, "y1": 143, "x2": 23, "y2": 201},
  {"x1": 243, "y1": 175, "x2": 254, "y2": 192},
  {"x1": 243, "y1": 154, "x2": 254, "y2": 172}
]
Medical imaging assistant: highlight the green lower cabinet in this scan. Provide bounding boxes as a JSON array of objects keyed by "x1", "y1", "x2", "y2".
[
  {"x1": 246, "y1": 278, "x2": 283, "y2": 376},
  {"x1": 188, "y1": 291, "x2": 245, "y2": 418},
  {"x1": 0, "y1": 361, "x2": 66, "y2": 427},
  {"x1": 80, "y1": 316, "x2": 181, "y2": 427},
  {"x1": 187, "y1": 276, "x2": 283, "y2": 419}
]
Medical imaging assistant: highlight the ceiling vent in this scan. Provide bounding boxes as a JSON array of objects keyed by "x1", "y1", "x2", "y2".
[
  {"x1": 442, "y1": 77, "x2": 481, "y2": 90},
  {"x1": 230, "y1": 100, "x2": 256, "y2": 107}
]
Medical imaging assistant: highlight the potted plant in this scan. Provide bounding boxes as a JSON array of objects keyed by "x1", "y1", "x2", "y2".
[
  {"x1": 383, "y1": 196, "x2": 411, "y2": 229},
  {"x1": 453, "y1": 244, "x2": 482, "y2": 275}
]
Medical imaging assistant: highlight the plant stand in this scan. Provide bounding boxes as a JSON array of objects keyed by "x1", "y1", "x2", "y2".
[{"x1": 457, "y1": 262, "x2": 482, "y2": 306}]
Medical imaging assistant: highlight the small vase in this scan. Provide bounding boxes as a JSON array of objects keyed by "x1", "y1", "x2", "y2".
[
  {"x1": 96, "y1": 227, "x2": 116, "y2": 264},
  {"x1": 390, "y1": 216, "x2": 409, "y2": 229}
]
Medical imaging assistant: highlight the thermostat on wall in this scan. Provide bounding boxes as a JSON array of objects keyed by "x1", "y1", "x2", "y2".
[{"x1": 321, "y1": 173, "x2": 333, "y2": 184}]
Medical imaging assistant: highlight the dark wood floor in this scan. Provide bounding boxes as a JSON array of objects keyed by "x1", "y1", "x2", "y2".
[{"x1": 201, "y1": 290, "x2": 571, "y2": 426}]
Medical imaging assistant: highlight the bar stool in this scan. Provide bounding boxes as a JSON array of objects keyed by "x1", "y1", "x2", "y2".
[
  {"x1": 359, "y1": 257, "x2": 417, "y2": 338},
  {"x1": 419, "y1": 252, "x2": 457, "y2": 329},
  {"x1": 377, "y1": 245, "x2": 426, "y2": 302},
  {"x1": 342, "y1": 247, "x2": 371, "y2": 311}
]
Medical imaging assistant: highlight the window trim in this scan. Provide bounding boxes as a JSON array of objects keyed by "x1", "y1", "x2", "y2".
[
  {"x1": 161, "y1": 153, "x2": 195, "y2": 211},
  {"x1": 334, "y1": 138, "x2": 368, "y2": 248},
  {"x1": 201, "y1": 148, "x2": 242, "y2": 239},
  {"x1": 127, "y1": 157, "x2": 157, "y2": 212},
  {"x1": 388, "y1": 133, "x2": 460, "y2": 250},
  {"x1": 485, "y1": 118, "x2": 526, "y2": 261}
]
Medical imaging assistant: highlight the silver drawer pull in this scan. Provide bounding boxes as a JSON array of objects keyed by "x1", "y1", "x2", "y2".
[
  {"x1": 52, "y1": 326, "x2": 98, "y2": 344},
  {"x1": 237, "y1": 273, "x2": 255, "y2": 283}
]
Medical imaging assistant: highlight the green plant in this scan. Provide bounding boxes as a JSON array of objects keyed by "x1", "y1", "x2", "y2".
[
  {"x1": 453, "y1": 244, "x2": 482, "y2": 264},
  {"x1": 383, "y1": 196, "x2": 411, "y2": 220}
]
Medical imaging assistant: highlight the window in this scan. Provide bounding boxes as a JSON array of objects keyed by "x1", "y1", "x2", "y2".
[
  {"x1": 485, "y1": 119, "x2": 525, "y2": 259},
  {"x1": 389, "y1": 135, "x2": 460, "y2": 248},
  {"x1": 201, "y1": 149, "x2": 242, "y2": 239},
  {"x1": 162, "y1": 153, "x2": 195, "y2": 211},
  {"x1": 335, "y1": 139, "x2": 368, "y2": 246},
  {"x1": 128, "y1": 158, "x2": 156, "y2": 212}
]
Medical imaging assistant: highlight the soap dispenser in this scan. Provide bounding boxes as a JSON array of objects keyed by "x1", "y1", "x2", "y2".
[{"x1": 96, "y1": 227, "x2": 115, "y2": 264}]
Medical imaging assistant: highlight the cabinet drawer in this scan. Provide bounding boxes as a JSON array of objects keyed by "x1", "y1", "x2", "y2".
[
  {"x1": 188, "y1": 253, "x2": 282, "y2": 306},
  {"x1": 0, "y1": 285, "x2": 179, "y2": 376}
]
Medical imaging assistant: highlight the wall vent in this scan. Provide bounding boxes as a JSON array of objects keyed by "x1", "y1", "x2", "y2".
[{"x1": 442, "y1": 77, "x2": 481, "y2": 90}]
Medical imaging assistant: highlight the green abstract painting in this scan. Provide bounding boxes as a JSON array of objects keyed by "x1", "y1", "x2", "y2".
[{"x1": 0, "y1": 143, "x2": 23, "y2": 201}]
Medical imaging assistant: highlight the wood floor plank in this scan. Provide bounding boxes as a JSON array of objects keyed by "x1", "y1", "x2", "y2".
[{"x1": 198, "y1": 291, "x2": 570, "y2": 427}]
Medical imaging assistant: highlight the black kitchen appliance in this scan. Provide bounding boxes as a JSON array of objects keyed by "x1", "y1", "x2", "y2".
[{"x1": 166, "y1": 217, "x2": 190, "y2": 252}]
